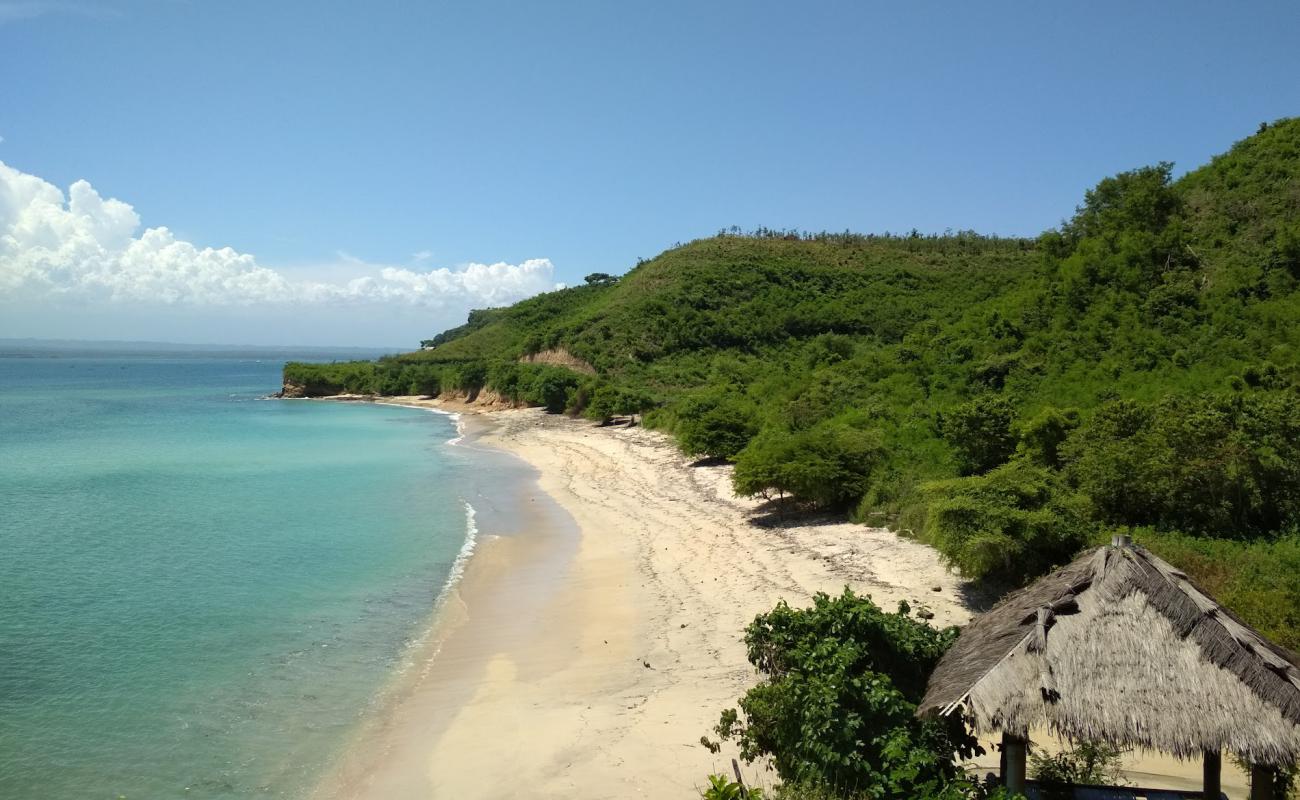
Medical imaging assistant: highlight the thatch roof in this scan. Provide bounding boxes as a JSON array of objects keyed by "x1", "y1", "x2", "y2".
[{"x1": 918, "y1": 540, "x2": 1300, "y2": 765}]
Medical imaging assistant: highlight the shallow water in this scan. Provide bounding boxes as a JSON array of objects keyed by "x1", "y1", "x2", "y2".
[{"x1": 0, "y1": 354, "x2": 481, "y2": 798}]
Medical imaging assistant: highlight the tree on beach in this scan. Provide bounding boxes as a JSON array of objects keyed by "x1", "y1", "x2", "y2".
[{"x1": 674, "y1": 389, "x2": 760, "y2": 460}]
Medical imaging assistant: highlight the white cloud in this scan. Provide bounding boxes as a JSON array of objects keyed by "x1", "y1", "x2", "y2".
[{"x1": 0, "y1": 161, "x2": 559, "y2": 312}]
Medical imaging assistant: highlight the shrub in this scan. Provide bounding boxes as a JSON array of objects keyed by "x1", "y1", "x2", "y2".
[
  {"x1": 711, "y1": 589, "x2": 980, "y2": 797},
  {"x1": 1015, "y1": 407, "x2": 1080, "y2": 469},
  {"x1": 701, "y1": 775, "x2": 764, "y2": 800},
  {"x1": 938, "y1": 395, "x2": 1017, "y2": 476},
  {"x1": 733, "y1": 421, "x2": 883, "y2": 509},
  {"x1": 453, "y1": 361, "x2": 488, "y2": 392},
  {"x1": 919, "y1": 461, "x2": 1090, "y2": 583},
  {"x1": 675, "y1": 390, "x2": 761, "y2": 460},
  {"x1": 526, "y1": 369, "x2": 580, "y2": 413},
  {"x1": 282, "y1": 361, "x2": 378, "y2": 396},
  {"x1": 1029, "y1": 740, "x2": 1123, "y2": 796},
  {"x1": 582, "y1": 382, "x2": 656, "y2": 424},
  {"x1": 407, "y1": 366, "x2": 441, "y2": 396}
]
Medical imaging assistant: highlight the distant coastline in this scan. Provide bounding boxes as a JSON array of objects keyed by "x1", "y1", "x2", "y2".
[{"x1": 0, "y1": 337, "x2": 401, "y2": 361}]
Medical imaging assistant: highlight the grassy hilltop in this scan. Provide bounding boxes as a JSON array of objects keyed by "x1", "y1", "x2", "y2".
[{"x1": 287, "y1": 119, "x2": 1300, "y2": 650}]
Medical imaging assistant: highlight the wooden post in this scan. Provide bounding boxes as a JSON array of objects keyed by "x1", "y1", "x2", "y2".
[
  {"x1": 999, "y1": 737, "x2": 1008, "y2": 784},
  {"x1": 1002, "y1": 732, "x2": 1027, "y2": 795},
  {"x1": 1250, "y1": 763, "x2": 1275, "y2": 800},
  {"x1": 1202, "y1": 750, "x2": 1221, "y2": 800},
  {"x1": 731, "y1": 758, "x2": 748, "y2": 799}
]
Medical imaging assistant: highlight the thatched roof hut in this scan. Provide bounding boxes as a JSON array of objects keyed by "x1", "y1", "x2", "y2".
[{"x1": 918, "y1": 536, "x2": 1300, "y2": 799}]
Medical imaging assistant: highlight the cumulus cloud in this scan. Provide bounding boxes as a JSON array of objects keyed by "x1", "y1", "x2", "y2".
[{"x1": 0, "y1": 161, "x2": 559, "y2": 311}]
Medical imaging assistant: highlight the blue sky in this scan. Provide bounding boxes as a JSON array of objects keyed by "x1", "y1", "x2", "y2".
[{"x1": 1, "y1": 0, "x2": 1298, "y2": 347}]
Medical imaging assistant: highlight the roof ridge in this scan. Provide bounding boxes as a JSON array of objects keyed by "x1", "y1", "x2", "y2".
[
  {"x1": 937, "y1": 549, "x2": 1102, "y2": 717},
  {"x1": 1134, "y1": 545, "x2": 1300, "y2": 691},
  {"x1": 921, "y1": 543, "x2": 1300, "y2": 763}
]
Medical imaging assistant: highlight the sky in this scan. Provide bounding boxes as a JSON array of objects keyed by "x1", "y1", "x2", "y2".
[{"x1": 1, "y1": 0, "x2": 1298, "y2": 348}]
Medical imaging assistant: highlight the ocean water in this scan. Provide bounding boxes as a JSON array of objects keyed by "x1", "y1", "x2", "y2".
[{"x1": 0, "y1": 354, "x2": 479, "y2": 798}]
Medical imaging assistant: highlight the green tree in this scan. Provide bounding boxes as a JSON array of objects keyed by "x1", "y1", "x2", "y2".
[
  {"x1": 409, "y1": 367, "x2": 441, "y2": 396},
  {"x1": 454, "y1": 361, "x2": 488, "y2": 391},
  {"x1": 582, "y1": 382, "x2": 655, "y2": 424},
  {"x1": 733, "y1": 422, "x2": 883, "y2": 509},
  {"x1": 675, "y1": 390, "x2": 761, "y2": 460},
  {"x1": 938, "y1": 395, "x2": 1017, "y2": 476},
  {"x1": 528, "y1": 370, "x2": 579, "y2": 413},
  {"x1": 1016, "y1": 407, "x2": 1080, "y2": 469},
  {"x1": 920, "y1": 461, "x2": 1089, "y2": 583},
  {"x1": 1063, "y1": 393, "x2": 1300, "y2": 536},
  {"x1": 712, "y1": 590, "x2": 980, "y2": 796}
]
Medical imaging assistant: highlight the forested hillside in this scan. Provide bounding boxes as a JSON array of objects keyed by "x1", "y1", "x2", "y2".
[{"x1": 286, "y1": 119, "x2": 1300, "y2": 649}]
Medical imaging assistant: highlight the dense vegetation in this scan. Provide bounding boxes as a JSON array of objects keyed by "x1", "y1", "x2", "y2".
[
  {"x1": 282, "y1": 358, "x2": 593, "y2": 413},
  {"x1": 285, "y1": 120, "x2": 1300, "y2": 652}
]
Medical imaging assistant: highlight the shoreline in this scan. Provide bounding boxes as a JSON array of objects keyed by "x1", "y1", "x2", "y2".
[
  {"x1": 311, "y1": 398, "x2": 976, "y2": 798},
  {"x1": 309, "y1": 400, "x2": 583, "y2": 799},
  {"x1": 304, "y1": 395, "x2": 1240, "y2": 797}
]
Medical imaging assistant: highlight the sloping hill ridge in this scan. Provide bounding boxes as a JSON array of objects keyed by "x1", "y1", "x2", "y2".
[
  {"x1": 423, "y1": 231, "x2": 1036, "y2": 369},
  {"x1": 285, "y1": 119, "x2": 1300, "y2": 649}
]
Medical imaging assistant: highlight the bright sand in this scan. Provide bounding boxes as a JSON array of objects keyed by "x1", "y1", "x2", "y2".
[{"x1": 314, "y1": 400, "x2": 1241, "y2": 799}]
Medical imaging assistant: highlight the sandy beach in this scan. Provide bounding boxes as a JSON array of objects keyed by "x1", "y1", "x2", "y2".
[
  {"x1": 311, "y1": 399, "x2": 1240, "y2": 799},
  {"x1": 310, "y1": 400, "x2": 971, "y2": 799}
]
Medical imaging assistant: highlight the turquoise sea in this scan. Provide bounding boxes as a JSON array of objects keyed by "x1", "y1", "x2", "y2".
[{"x1": 0, "y1": 352, "x2": 484, "y2": 798}]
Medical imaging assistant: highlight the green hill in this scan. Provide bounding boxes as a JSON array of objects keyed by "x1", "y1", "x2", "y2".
[{"x1": 286, "y1": 119, "x2": 1300, "y2": 649}]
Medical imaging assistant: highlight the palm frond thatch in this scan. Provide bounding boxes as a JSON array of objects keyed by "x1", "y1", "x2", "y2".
[{"x1": 918, "y1": 542, "x2": 1300, "y2": 765}]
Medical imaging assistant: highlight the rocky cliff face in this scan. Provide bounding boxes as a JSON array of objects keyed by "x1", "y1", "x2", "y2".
[
  {"x1": 432, "y1": 388, "x2": 529, "y2": 408},
  {"x1": 277, "y1": 380, "x2": 308, "y2": 398},
  {"x1": 273, "y1": 380, "x2": 532, "y2": 409},
  {"x1": 274, "y1": 379, "x2": 357, "y2": 399},
  {"x1": 518, "y1": 348, "x2": 596, "y2": 375}
]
